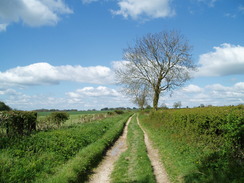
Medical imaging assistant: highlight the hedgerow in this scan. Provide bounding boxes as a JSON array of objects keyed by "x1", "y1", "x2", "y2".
[
  {"x1": 49, "y1": 112, "x2": 69, "y2": 127},
  {"x1": 140, "y1": 105, "x2": 244, "y2": 183},
  {"x1": 0, "y1": 113, "x2": 131, "y2": 183},
  {"x1": 0, "y1": 111, "x2": 37, "y2": 136}
]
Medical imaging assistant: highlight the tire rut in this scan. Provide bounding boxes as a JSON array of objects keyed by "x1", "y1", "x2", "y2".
[
  {"x1": 87, "y1": 116, "x2": 132, "y2": 183},
  {"x1": 137, "y1": 116, "x2": 170, "y2": 183}
]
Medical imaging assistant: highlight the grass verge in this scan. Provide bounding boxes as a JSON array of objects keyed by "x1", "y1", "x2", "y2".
[
  {"x1": 139, "y1": 106, "x2": 244, "y2": 183},
  {"x1": 111, "y1": 114, "x2": 156, "y2": 183},
  {"x1": 0, "y1": 113, "x2": 131, "y2": 183},
  {"x1": 34, "y1": 113, "x2": 132, "y2": 183}
]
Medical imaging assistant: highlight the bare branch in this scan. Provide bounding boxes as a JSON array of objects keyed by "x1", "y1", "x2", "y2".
[{"x1": 115, "y1": 30, "x2": 196, "y2": 110}]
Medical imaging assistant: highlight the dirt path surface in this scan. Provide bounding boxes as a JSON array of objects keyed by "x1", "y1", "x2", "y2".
[
  {"x1": 137, "y1": 116, "x2": 170, "y2": 183},
  {"x1": 87, "y1": 116, "x2": 132, "y2": 183}
]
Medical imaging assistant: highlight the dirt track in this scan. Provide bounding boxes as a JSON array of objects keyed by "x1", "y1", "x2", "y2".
[
  {"x1": 137, "y1": 116, "x2": 170, "y2": 183},
  {"x1": 87, "y1": 116, "x2": 132, "y2": 183},
  {"x1": 87, "y1": 115, "x2": 170, "y2": 183}
]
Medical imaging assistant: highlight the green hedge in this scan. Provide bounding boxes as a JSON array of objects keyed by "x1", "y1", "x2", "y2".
[
  {"x1": 0, "y1": 111, "x2": 37, "y2": 136},
  {"x1": 49, "y1": 112, "x2": 69, "y2": 127},
  {"x1": 140, "y1": 106, "x2": 244, "y2": 182}
]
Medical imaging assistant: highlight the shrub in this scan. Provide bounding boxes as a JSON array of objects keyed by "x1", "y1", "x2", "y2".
[
  {"x1": 0, "y1": 111, "x2": 37, "y2": 136},
  {"x1": 49, "y1": 112, "x2": 69, "y2": 127},
  {"x1": 114, "y1": 110, "x2": 124, "y2": 114},
  {"x1": 0, "y1": 101, "x2": 11, "y2": 111},
  {"x1": 107, "y1": 111, "x2": 114, "y2": 116}
]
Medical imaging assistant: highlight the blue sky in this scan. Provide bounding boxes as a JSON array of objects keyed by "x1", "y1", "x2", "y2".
[{"x1": 0, "y1": 0, "x2": 244, "y2": 110}]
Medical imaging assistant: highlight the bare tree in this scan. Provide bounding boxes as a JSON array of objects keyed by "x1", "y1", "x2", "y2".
[
  {"x1": 132, "y1": 84, "x2": 149, "y2": 110},
  {"x1": 115, "y1": 30, "x2": 196, "y2": 110},
  {"x1": 173, "y1": 101, "x2": 182, "y2": 109}
]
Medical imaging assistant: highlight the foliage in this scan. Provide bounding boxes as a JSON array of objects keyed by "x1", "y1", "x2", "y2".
[
  {"x1": 173, "y1": 101, "x2": 182, "y2": 108},
  {"x1": 0, "y1": 113, "x2": 131, "y2": 183},
  {"x1": 114, "y1": 110, "x2": 124, "y2": 114},
  {"x1": 77, "y1": 113, "x2": 107, "y2": 123},
  {"x1": 37, "y1": 113, "x2": 132, "y2": 183},
  {"x1": 133, "y1": 85, "x2": 149, "y2": 110},
  {"x1": 49, "y1": 112, "x2": 69, "y2": 127},
  {"x1": 111, "y1": 115, "x2": 156, "y2": 183},
  {"x1": 37, "y1": 112, "x2": 110, "y2": 130},
  {"x1": 0, "y1": 111, "x2": 37, "y2": 136},
  {"x1": 37, "y1": 110, "x2": 109, "y2": 117},
  {"x1": 0, "y1": 101, "x2": 11, "y2": 111},
  {"x1": 140, "y1": 106, "x2": 244, "y2": 182}
]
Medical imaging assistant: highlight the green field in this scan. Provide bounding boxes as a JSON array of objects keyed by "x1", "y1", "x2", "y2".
[
  {"x1": 0, "y1": 112, "x2": 131, "y2": 183},
  {"x1": 139, "y1": 105, "x2": 244, "y2": 183},
  {"x1": 37, "y1": 110, "x2": 111, "y2": 117},
  {"x1": 36, "y1": 110, "x2": 117, "y2": 130},
  {"x1": 1, "y1": 106, "x2": 243, "y2": 183}
]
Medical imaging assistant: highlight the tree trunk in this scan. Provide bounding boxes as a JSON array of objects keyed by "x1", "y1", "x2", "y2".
[
  {"x1": 153, "y1": 88, "x2": 160, "y2": 110},
  {"x1": 153, "y1": 76, "x2": 162, "y2": 110}
]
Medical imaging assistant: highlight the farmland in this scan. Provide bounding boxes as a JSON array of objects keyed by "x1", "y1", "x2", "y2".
[
  {"x1": 37, "y1": 110, "x2": 112, "y2": 117},
  {"x1": 139, "y1": 105, "x2": 244, "y2": 183},
  {"x1": 0, "y1": 111, "x2": 132, "y2": 183},
  {"x1": 0, "y1": 106, "x2": 243, "y2": 183}
]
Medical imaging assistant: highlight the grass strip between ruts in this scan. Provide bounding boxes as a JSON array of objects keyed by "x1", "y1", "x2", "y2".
[{"x1": 111, "y1": 114, "x2": 156, "y2": 183}]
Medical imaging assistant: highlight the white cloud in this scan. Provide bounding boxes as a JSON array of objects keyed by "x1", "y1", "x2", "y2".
[
  {"x1": 182, "y1": 84, "x2": 203, "y2": 93},
  {"x1": 0, "y1": 0, "x2": 72, "y2": 31},
  {"x1": 65, "y1": 86, "x2": 132, "y2": 110},
  {"x1": 162, "y1": 82, "x2": 244, "y2": 108},
  {"x1": 112, "y1": 0, "x2": 175, "y2": 20},
  {"x1": 0, "y1": 23, "x2": 8, "y2": 31},
  {"x1": 2, "y1": 82, "x2": 244, "y2": 110},
  {"x1": 2, "y1": 92, "x2": 70, "y2": 110},
  {"x1": 196, "y1": 43, "x2": 244, "y2": 77},
  {"x1": 111, "y1": 60, "x2": 130, "y2": 70},
  {"x1": 0, "y1": 88, "x2": 17, "y2": 95},
  {"x1": 0, "y1": 62, "x2": 114, "y2": 87},
  {"x1": 206, "y1": 83, "x2": 244, "y2": 103},
  {"x1": 235, "y1": 82, "x2": 244, "y2": 91},
  {"x1": 206, "y1": 83, "x2": 229, "y2": 91},
  {"x1": 67, "y1": 86, "x2": 120, "y2": 98},
  {"x1": 1, "y1": 86, "x2": 130, "y2": 110}
]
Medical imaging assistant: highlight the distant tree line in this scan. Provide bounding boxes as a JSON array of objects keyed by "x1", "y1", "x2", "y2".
[
  {"x1": 100, "y1": 107, "x2": 137, "y2": 111},
  {"x1": 33, "y1": 107, "x2": 137, "y2": 112},
  {"x1": 33, "y1": 109, "x2": 78, "y2": 112}
]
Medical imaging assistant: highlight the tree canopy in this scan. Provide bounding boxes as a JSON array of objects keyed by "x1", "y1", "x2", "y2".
[
  {"x1": 0, "y1": 101, "x2": 12, "y2": 111},
  {"x1": 115, "y1": 30, "x2": 196, "y2": 110}
]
